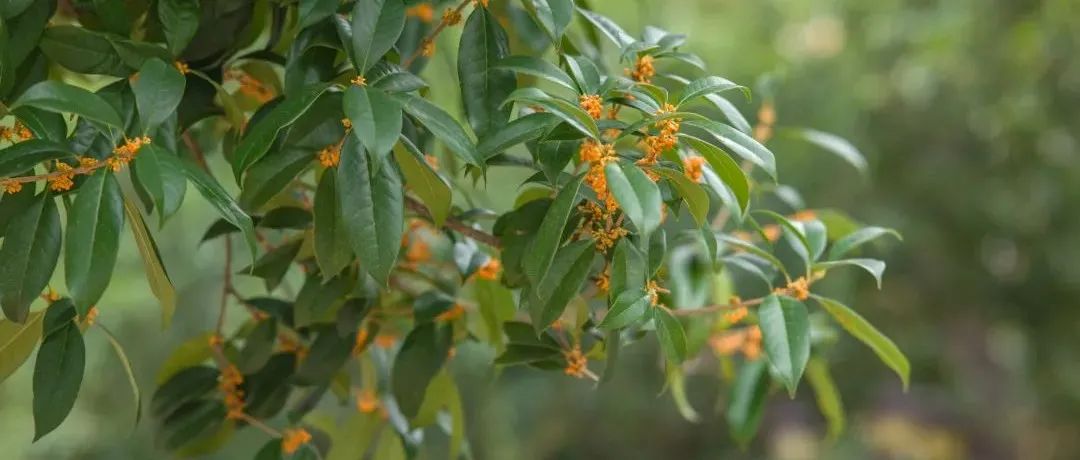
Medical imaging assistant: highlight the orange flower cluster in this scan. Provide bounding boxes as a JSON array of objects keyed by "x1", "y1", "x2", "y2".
[
  {"x1": 753, "y1": 102, "x2": 776, "y2": 143},
  {"x1": 420, "y1": 39, "x2": 435, "y2": 57},
  {"x1": 352, "y1": 328, "x2": 370, "y2": 356},
  {"x1": 1, "y1": 179, "x2": 21, "y2": 195},
  {"x1": 779, "y1": 276, "x2": 811, "y2": 301},
  {"x1": 375, "y1": 334, "x2": 397, "y2": 349},
  {"x1": 356, "y1": 389, "x2": 380, "y2": 413},
  {"x1": 579, "y1": 94, "x2": 603, "y2": 120},
  {"x1": 563, "y1": 346, "x2": 588, "y2": 378},
  {"x1": 580, "y1": 140, "x2": 617, "y2": 210},
  {"x1": 709, "y1": 326, "x2": 762, "y2": 360},
  {"x1": 475, "y1": 258, "x2": 501, "y2": 280},
  {"x1": 406, "y1": 3, "x2": 434, "y2": 22},
  {"x1": 351, "y1": 75, "x2": 367, "y2": 87},
  {"x1": 442, "y1": 7, "x2": 462, "y2": 26},
  {"x1": 317, "y1": 144, "x2": 341, "y2": 167},
  {"x1": 40, "y1": 288, "x2": 61, "y2": 303},
  {"x1": 723, "y1": 296, "x2": 749, "y2": 324},
  {"x1": 424, "y1": 154, "x2": 439, "y2": 170},
  {"x1": 281, "y1": 428, "x2": 312, "y2": 455},
  {"x1": 279, "y1": 335, "x2": 309, "y2": 361},
  {"x1": 646, "y1": 279, "x2": 668, "y2": 306},
  {"x1": 637, "y1": 104, "x2": 680, "y2": 175},
  {"x1": 227, "y1": 70, "x2": 274, "y2": 103},
  {"x1": 683, "y1": 156, "x2": 706, "y2": 182},
  {"x1": 594, "y1": 266, "x2": 610, "y2": 293},
  {"x1": 218, "y1": 364, "x2": 245, "y2": 420},
  {"x1": 341, "y1": 118, "x2": 353, "y2": 131},
  {"x1": 81, "y1": 306, "x2": 99, "y2": 326},
  {"x1": 173, "y1": 61, "x2": 191, "y2": 74},
  {"x1": 48, "y1": 162, "x2": 76, "y2": 192},
  {"x1": 107, "y1": 136, "x2": 151, "y2": 172},
  {"x1": 629, "y1": 55, "x2": 655, "y2": 83},
  {"x1": 0, "y1": 121, "x2": 32, "y2": 143},
  {"x1": 436, "y1": 304, "x2": 466, "y2": 322},
  {"x1": 789, "y1": 209, "x2": 817, "y2": 222},
  {"x1": 579, "y1": 200, "x2": 627, "y2": 253}
]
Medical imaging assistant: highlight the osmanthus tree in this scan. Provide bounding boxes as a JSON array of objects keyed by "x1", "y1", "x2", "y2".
[{"x1": 0, "y1": 0, "x2": 906, "y2": 456}]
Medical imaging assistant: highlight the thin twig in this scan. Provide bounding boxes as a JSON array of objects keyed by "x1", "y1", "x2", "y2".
[
  {"x1": 401, "y1": 0, "x2": 472, "y2": 68},
  {"x1": 404, "y1": 195, "x2": 501, "y2": 248},
  {"x1": 216, "y1": 235, "x2": 233, "y2": 335},
  {"x1": 669, "y1": 297, "x2": 766, "y2": 317}
]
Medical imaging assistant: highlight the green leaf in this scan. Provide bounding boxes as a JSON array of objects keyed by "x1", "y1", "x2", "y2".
[
  {"x1": 504, "y1": 87, "x2": 599, "y2": 139},
  {"x1": 181, "y1": 161, "x2": 258, "y2": 263},
  {"x1": 0, "y1": 310, "x2": 44, "y2": 382},
  {"x1": 373, "y1": 427, "x2": 406, "y2": 460},
  {"x1": 11, "y1": 107, "x2": 68, "y2": 142},
  {"x1": 651, "y1": 307, "x2": 687, "y2": 363},
  {"x1": 787, "y1": 128, "x2": 867, "y2": 175},
  {"x1": 0, "y1": 191, "x2": 60, "y2": 323},
  {"x1": 686, "y1": 119, "x2": 776, "y2": 180},
  {"x1": 231, "y1": 83, "x2": 331, "y2": 180},
  {"x1": 65, "y1": 169, "x2": 124, "y2": 313},
  {"x1": 726, "y1": 359, "x2": 768, "y2": 446},
  {"x1": 679, "y1": 133, "x2": 748, "y2": 215},
  {"x1": 98, "y1": 323, "x2": 141, "y2": 428},
  {"x1": 313, "y1": 172, "x2": 354, "y2": 279},
  {"x1": 344, "y1": 85, "x2": 402, "y2": 163},
  {"x1": 294, "y1": 327, "x2": 352, "y2": 385},
  {"x1": 477, "y1": 112, "x2": 560, "y2": 159},
  {"x1": 755, "y1": 209, "x2": 811, "y2": 263},
  {"x1": 0, "y1": 0, "x2": 34, "y2": 18},
  {"x1": 155, "y1": 333, "x2": 213, "y2": 385},
  {"x1": 523, "y1": 174, "x2": 584, "y2": 284},
  {"x1": 655, "y1": 167, "x2": 710, "y2": 226},
  {"x1": 814, "y1": 258, "x2": 886, "y2": 289},
  {"x1": 666, "y1": 365, "x2": 700, "y2": 422},
  {"x1": 577, "y1": 8, "x2": 634, "y2": 47},
  {"x1": 248, "y1": 239, "x2": 302, "y2": 291},
  {"x1": 337, "y1": 135, "x2": 403, "y2": 285},
  {"x1": 494, "y1": 55, "x2": 576, "y2": 91},
  {"x1": 532, "y1": 0, "x2": 575, "y2": 41},
  {"x1": 132, "y1": 58, "x2": 185, "y2": 131},
  {"x1": 237, "y1": 320, "x2": 277, "y2": 374},
  {"x1": 394, "y1": 138, "x2": 451, "y2": 226},
  {"x1": 828, "y1": 226, "x2": 902, "y2": 260},
  {"x1": 32, "y1": 320, "x2": 84, "y2": 440},
  {"x1": 459, "y1": 7, "x2": 516, "y2": 138},
  {"x1": 350, "y1": 0, "x2": 405, "y2": 73},
  {"x1": 528, "y1": 240, "x2": 595, "y2": 330},
  {"x1": 609, "y1": 239, "x2": 646, "y2": 296},
  {"x1": 758, "y1": 294, "x2": 810, "y2": 396},
  {"x1": 813, "y1": 295, "x2": 909, "y2": 390},
  {"x1": 392, "y1": 92, "x2": 483, "y2": 167},
  {"x1": 806, "y1": 357, "x2": 844, "y2": 440},
  {"x1": 325, "y1": 412, "x2": 380, "y2": 460},
  {"x1": 122, "y1": 196, "x2": 177, "y2": 329},
  {"x1": 0, "y1": 139, "x2": 74, "y2": 178},
  {"x1": 38, "y1": 26, "x2": 129, "y2": 77},
  {"x1": 158, "y1": 0, "x2": 200, "y2": 55},
  {"x1": 599, "y1": 289, "x2": 648, "y2": 330},
  {"x1": 132, "y1": 144, "x2": 187, "y2": 226},
  {"x1": 676, "y1": 76, "x2": 747, "y2": 107},
  {"x1": 494, "y1": 343, "x2": 562, "y2": 365},
  {"x1": 13, "y1": 80, "x2": 123, "y2": 129},
  {"x1": 299, "y1": 0, "x2": 338, "y2": 29},
  {"x1": 392, "y1": 322, "x2": 452, "y2": 418},
  {"x1": 605, "y1": 161, "x2": 661, "y2": 236},
  {"x1": 717, "y1": 234, "x2": 789, "y2": 280}
]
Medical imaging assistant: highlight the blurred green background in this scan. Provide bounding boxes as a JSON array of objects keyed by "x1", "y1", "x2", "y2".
[{"x1": 4, "y1": 0, "x2": 1080, "y2": 458}]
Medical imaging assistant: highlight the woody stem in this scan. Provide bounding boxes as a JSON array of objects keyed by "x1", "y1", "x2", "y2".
[
  {"x1": 404, "y1": 195, "x2": 501, "y2": 248},
  {"x1": 401, "y1": 0, "x2": 472, "y2": 68}
]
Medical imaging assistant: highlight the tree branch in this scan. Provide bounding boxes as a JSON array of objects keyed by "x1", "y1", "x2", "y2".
[{"x1": 404, "y1": 195, "x2": 501, "y2": 248}]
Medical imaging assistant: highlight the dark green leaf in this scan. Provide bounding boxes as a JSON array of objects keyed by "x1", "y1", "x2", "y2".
[
  {"x1": 813, "y1": 295, "x2": 909, "y2": 389},
  {"x1": 654, "y1": 167, "x2": 710, "y2": 226},
  {"x1": 494, "y1": 343, "x2": 563, "y2": 365},
  {"x1": 523, "y1": 174, "x2": 584, "y2": 284},
  {"x1": 299, "y1": 0, "x2": 338, "y2": 29},
  {"x1": 605, "y1": 161, "x2": 661, "y2": 236},
  {"x1": 609, "y1": 239, "x2": 646, "y2": 297},
  {"x1": 13, "y1": 80, "x2": 123, "y2": 129},
  {"x1": 350, "y1": 0, "x2": 405, "y2": 73},
  {"x1": 295, "y1": 328, "x2": 352, "y2": 385},
  {"x1": 32, "y1": 321, "x2": 84, "y2": 440},
  {"x1": 393, "y1": 92, "x2": 483, "y2": 167},
  {"x1": 344, "y1": 85, "x2": 401, "y2": 163},
  {"x1": 758, "y1": 294, "x2": 810, "y2": 396},
  {"x1": 686, "y1": 119, "x2": 776, "y2": 180},
  {"x1": 313, "y1": 172, "x2": 354, "y2": 279},
  {"x1": 248, "y1": 239, "x2": 302, "y2": 291},
  {"x1": 237, "y1": 320, "x2": 277, "y2": 374},
  {"x1": 181, "y1": 161, "x2": 258, "y2": 263},
  {"x1": 493, "y1": 55, "x2": 576, "y2": 91},
  {"x1": 392, "y1": 322, "x2": 452, "y2": 418},
  {"x1": 726, "y1": 358, "x2": 768, "y2": 446},
  {"x1": 0, "y1": 191, "x2": 58, "y2": 323},
  {"x1": 337, "y1": 135, "x2": 403, "y2": 285},
  {"x1": 478, "y1": 112, "x2": 560, "y2": 159},
  {"x1": 528, "y1": 240, "x2": 595, "y2": 330},
  {"x1": 132, "y1": 58, "x2": 185, "y2": 131},
  {"x1": 132, "y1": 144, "x2": 187, "y2": 226},
  {"x1": 231, "y1": 83, "x2": 331, "y2": 180},
  {"x1": 65, "y1": 169, "x2": 124, "y2": 313},
  {"x1": 158, "y1": 0, "x2": 200, "y2": 55},
  {"x1": 504, "y1": 87, "x2": 599, "y2": 139},
  {"x1": 599, "y1": 290, "x2": 648, "y2": 330},
  {"x1": 0, "y1": 139, "x2": 74, "y2": 178},
  {"x1": 652, "y1": 306, "x2": 687, "y2": 363},
  {"x1": 393, "y1": 138, "x2": 451, "y2": 226},
  {"x1": 459, "y1": 7, "x2": 516, "y2": 138},
  {"x1": 577, "y1": 8, "x2": 634, "y2": 47}
]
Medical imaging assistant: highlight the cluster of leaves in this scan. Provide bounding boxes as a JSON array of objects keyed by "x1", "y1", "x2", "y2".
[{"x1": 0, "y1": 0, "x2": 906, "y2": 456}]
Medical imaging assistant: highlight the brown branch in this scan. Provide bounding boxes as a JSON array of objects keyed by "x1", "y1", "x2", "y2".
[
  {"x1": 401, "y1": 0, "x2": 472, "y2": 68},
  {"x1": 668, "y1": 297, "x2": 765, "y2": 317},
  {"x1": 182, "y1": 131, "x2": 211, "y2": 171},
  {"x1": 215, "y1": 235, "x2": 234, "y2": 335},
  {"x1": 404, "y1": 195, "x2": 501, "y2": 248}
]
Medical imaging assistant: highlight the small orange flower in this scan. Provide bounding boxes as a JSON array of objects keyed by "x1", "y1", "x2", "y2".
[
  {"x1": 645, "y1": 280, "x2": 667, "y2": 306},
  {"x1": 442, "y1": 8, "x2": 462, "y2": 26},
  {"x1": 683, "y1": 156, "x2": 706, "y2": 182},
  {"x1": 81, "y1": 306, "x2": 99, "y2": 326},
  {"x1": 436, "y1": 304, "x2": 466, "y2": 322},
  {"x1": 356, "y1": 389, "x2": 379, "y2": 413},
  {"x1": 1, "y1": 179, "x2": 22, "y2": 195},
  {"x1": 352, "y1": 328, "x2": 370, "y2": 356},
  {"x1": 375, "y1": 334, "x2": 397, "y2": 349},
  {"x1": 761, "y1": 224, "x2": 782, "y2": 243},
  {"x1": 406, "y1": 3, "x2": 434, "y2": 22},
  {"x1": 15, "y1": 122, "x2": 31, "y2": 140},
  {"x1": 595, "y1": 268, "x2": 610, "y2": 293},
  {"x1": 474, "y1": 0, "x2": 489, "y2": 7},
  {"x1": 784, "y1": 277, "x2": 811, "y2": 301},
  {"x1": 789, "y1": 209, "x2": 817, "y2": 222},
  {"x1": 579, "y1": 94, "x2": 603, "y2": 120},
  {"x1": 78, "y1": 157, "x2": 99, "y2": 169},
  {"x1": 405, "y1": 239, "x2": 431, "y2": 264},
  {"x1": 281, "y1": 428, "x2": 312, "y2": 455},
  {"x1": 40, "y1": 287, "x2": 61, "y2": 303},
  {"x1": 48, "y1": 162, "x2": 75, "y2": 192},
  {"x1": 629, "y1": 55, "x2": 655, "y2": 83},
  {"x1": 341, "y1": 118, "x2": 353, "y2": 131},
  {"x1": 174, "y1": 61, "x2": 191, "y2": 74},
  {"x1": 563, "y1": 346, "x2": 588, "y2": 378},
  {"x1": 420, "y1": 39, "x2": 435, "y2": 57},
  {"x1": 475, "y1": 258, "x2": 501, "y2": 281},
  {"x1": 317, "y1": 145, "x2": 341, "y2": 168},
  {"x1": 351, "y1": 75, "x2": 367, "y2": 87},
  {"x1": 424, "y1": 154, "x2": 439, "y2": 170},
  {"x1": 723, "y1": 297, "x2": 748, "y2": 324}
]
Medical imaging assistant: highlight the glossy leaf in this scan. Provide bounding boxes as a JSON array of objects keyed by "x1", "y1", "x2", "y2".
[
  {"x1": 337, "y1": 135, "x2": 403, "y2": 285},
  {"x1": 788, "y1": 128, "x2": 868, "y2": 175},
  {"x1": 313, "y1": 172, "x2": 354, "y2": 279},
  {"x1": 344, "y1": 85, "x2": 402, "y2": 163},
  {"x1": 494, "y1": 55, "x2": 576, "y2": 91},
  {"x1": 504, "y1": 87, "x2": 599, "y2": 139},
  {"x1": 687, "y1": 119, "x2": 777, "y2": 180},
  {"x1": 529, "y1": 240, "x2": 595, "y2": 330},
  {"x1": 523, "y1": 174, "x2": 584, "y2": 284},
  {"x1": 477, "y1": 112, "x2": 560, "y2": 159},
  {"x1": 758, "y1": 294, "x2": 810, "y2": 396},
  {"x1": 726, "y1": 358, "x2": 769, "y2": 446},
  {"x1": 652, "y1": 306, "x2": 687, "y2": 363},
  {"x1": 158, "y1": 0, "x2": 200, "y2": 55},
  {"x1": 392, "y1": 322, "x2": 452, "y2": 418},
  {"x1": 828, "y1": 226, "x2": 902, "y2": 260},
  {"x1": 677, "y1": 76, "x2": 747, "y2": 107},
  {"x1": 231, "y1": 83, "x2": 331, "y2": 180},
  {"x1": 299, "y1": 0, "x2": 338, "y2": 29},
  {"x1": 13, "y1": 80, "x2": 123, "y2": 129},
  {"x1": 577, "y1": 8, "x2": 634, "y2": 47},
  {"x1": 350, "y1": 0, "x2": 405, "y2": 73},
  {"x1": 65, "y1": 169, "x2": 124, "y2": 314},
  {"x1": 132, "y1": 58, "x2": 185, "y2": 131},
  {"x1": 655, "y1": 167, "x2": 710, "y2": 226},
  {"x1": 0, "y1": 310, "x2": 44, "y2": 382},
  {"x1": 393, "y1": 92, "x2": 483, "y2": 167},
  {"x1": 814, "y1": 295, "x2": 910, "y2": 389},
  {"x1": 132, "y1": 144, "x2": 187, "y2": 226},
  {"x1": 394, "y1": 138, "x2": 451, "y2": 226},
  {"x1": 680, "y1": 133, "x2": 748, "y2": 215},
  {"x1": 459, "y1": 7, "x2": 516, "y2": 138},
  {"x1": 32, "y1": 319, "x2": 84, "y2": 440},
  {"x1": 0, "y1": 139, "x2": 74, "y2": 178},
  {"x1": 0, "y1": 191, "x2": 60, "y2": 323},
  {"x1": 599, "y1": 289, "x2": 649, "y2": 330},
  {"x1": 815, "y1": 258, "x2": 887, "y2": 288},
  {"x1": 605, "y1": 161, "x2": 662, "y2": 236}
]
